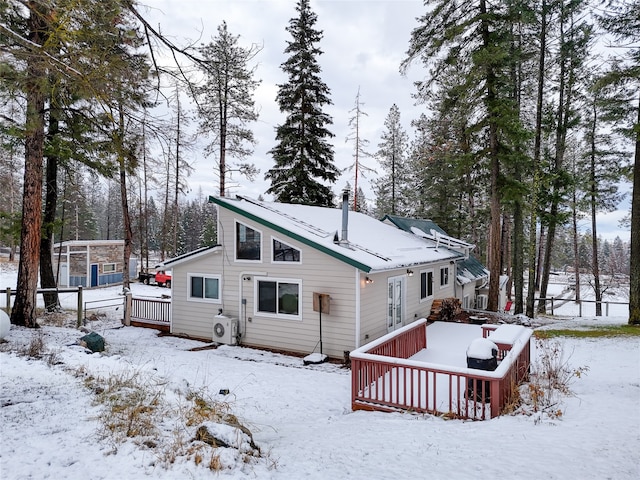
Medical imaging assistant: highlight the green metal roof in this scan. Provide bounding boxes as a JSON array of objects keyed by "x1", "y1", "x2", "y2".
[
  {"x1": 381, "y1": 214, "x2": 488, "y2": 282},
  {"x1": 380, "y1": 214, "x2": 448, "y2": 236}
]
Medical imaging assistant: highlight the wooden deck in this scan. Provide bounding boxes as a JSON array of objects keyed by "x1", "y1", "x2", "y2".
[{"x1": 350, "y1": 319, "x2": 532, "y2": 420}]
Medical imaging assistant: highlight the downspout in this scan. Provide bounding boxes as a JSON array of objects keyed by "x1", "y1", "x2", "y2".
[{"x1": 355, "y1": 268, "x2": 361, "y2": 349}]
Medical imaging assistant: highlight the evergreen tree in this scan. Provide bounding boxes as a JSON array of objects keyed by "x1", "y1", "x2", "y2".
[
  {"x1": 373, "y1": 104, "x2": 409, "y2": 217},
  {"x1": 265, "y1": 0, "x2": 339, "y2": 206},
  {"x1": 596, "y1": 0, "x2": 639, "y2": 324},
  {"x1": 536, "y1": 0, "x2": 594, "y2": 313},
  {"x1": 403, "y1": 0, "x2": 529, "y2": 310},
  {"x1": 196, "y1": 22, "x2": 261, "y2": 197}
]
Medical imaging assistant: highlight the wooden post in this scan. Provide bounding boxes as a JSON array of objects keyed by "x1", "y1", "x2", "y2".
[
  {"x1": 5, "y1": 288, "x2": 10, "y2": 315},
  {"x1": 551, "y1": 297, "x2": 554, "y2": 316},
  {"x1": 124, "y1": 292, "x2": 132, "y2": 326},
  {"x1": 77, "y1": 285, "x2": 83, "y2": 328}
]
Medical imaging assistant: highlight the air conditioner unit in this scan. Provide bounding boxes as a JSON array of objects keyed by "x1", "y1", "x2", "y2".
[
  {"x1": 212, "y1": 315, "x2": 238, "y2": 345},
  {"x1": 477, "y1": 294, "x2": 488, "y2": 310}
]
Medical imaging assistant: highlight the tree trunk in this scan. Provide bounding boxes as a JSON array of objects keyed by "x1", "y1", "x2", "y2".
[
  {"x1": 40, "y1": 100, "x2": 61, "y2": 312},
  {"x1": 219, "y1": 92, "x2": 227, "y2": 197},
  {"x1": 512, "y1": 203, "x2": 524, "y2": 314},
  {"x1": 118, "y1": 105, "x2": 132, "y2": 290},
  {"x1": 526, "y1": 0, "x2": 548, "y2": 318},
  {"x1": 571, "y1": 168, "x2": 581, "y2": 302},
  {"x1": 11, "y1": 4, "x2": 47, "y2": 327},
  {"x1": 173, "y1": 95, "x2": 181, "y2": 255},
  {"x1": 628, "y1": 93, "x2": 640, "y2": 325},
  {"x1": 588, "y1": 102, "x2": 602, "y2": 315},
  {"x1": 502, "y1": 213, "x2": 512, "y2": 302}
]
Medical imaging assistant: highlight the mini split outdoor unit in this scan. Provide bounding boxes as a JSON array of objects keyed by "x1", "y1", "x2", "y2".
[{"x1": 213, "y1": 315, "x2": 238, "y2": 345}]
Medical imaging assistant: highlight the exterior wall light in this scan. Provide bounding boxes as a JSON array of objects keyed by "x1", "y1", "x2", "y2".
[
  {"x1": 407, "y1": 269, "x2": 414, "y2": 276},
  {"x1": 365, "y1": 277, "x2": 374, "y2": 284}
]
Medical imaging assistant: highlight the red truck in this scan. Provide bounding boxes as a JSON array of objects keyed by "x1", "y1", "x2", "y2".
[{"x1": 139, "y1": 268, "x2": 172, "y2": 287}]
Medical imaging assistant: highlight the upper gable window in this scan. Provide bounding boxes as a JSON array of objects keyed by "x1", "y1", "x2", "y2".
[
  {"x1": 236, "y1": 221, "x2": 261, "y2": 261},
  {"x1": 273, "y1": 238, "x2": 301, "y2": 263}
]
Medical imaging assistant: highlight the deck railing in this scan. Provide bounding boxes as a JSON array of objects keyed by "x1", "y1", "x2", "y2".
[
  {"x1": 125, "y1": 295, "x2": 171, "y2": 331},
  {"x1": 350, "y1": 319, "x2": 532, "y2": 420}
]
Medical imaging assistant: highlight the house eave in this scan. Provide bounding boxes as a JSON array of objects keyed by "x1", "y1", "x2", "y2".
[{"x1": 161, "y1": 245, "x2": 222, "y2": 268}]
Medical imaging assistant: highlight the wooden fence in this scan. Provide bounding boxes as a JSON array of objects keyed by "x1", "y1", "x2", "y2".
[{"x1": 350, "y1": 319, "x2": 532, "y2": 420}]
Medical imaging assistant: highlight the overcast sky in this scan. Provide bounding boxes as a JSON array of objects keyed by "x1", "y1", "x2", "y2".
[
  {"x1": 143, "y1": 0, "x2": 631, "y2": 242},
  {"x1": 145, "y1": 0, "x2": 425, "y2": 196}
]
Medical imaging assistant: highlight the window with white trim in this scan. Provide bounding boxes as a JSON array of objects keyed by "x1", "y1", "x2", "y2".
[
  {"x1": 236, "y1": 221, "x2": 261, "y2": 261},
  {"x1": 102, "y1": 263, "x2": 116, "y2": 273},
  {"x1": 188, "y1": 274, "x2": 221, "y2": 303},
  {"x1": 463, "y1": 295, "x2": 470, "y2": 309},
  {"x1": 272, "y1": 238, "x2": 301, "y2": 263},
  {"x1": 420, "y1": 270, "x2": 434, "y2": 300},
  {"x1": 440, "y1": 266, "x2": 449, "y2": 288},
  {"x1": 256, "y1": 278, "x2": 301, "y2": 318}
]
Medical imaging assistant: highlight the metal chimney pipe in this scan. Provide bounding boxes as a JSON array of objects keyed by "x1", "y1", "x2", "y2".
[{"x1": 341, "y1": 188, "x2": 349, "y2": 244}]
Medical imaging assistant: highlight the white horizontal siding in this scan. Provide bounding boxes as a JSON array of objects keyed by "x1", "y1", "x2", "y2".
[
  {"x1": 170, "y1": 209, "x2": 463, "y2": 359},
  {"x1": 169, "y1": 252, "x2": 228, "y2": 340}
]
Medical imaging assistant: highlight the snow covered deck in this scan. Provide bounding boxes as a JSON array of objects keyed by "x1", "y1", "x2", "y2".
[{"x1": 350, "y1": 320, "x2": 532, "y2": 420}]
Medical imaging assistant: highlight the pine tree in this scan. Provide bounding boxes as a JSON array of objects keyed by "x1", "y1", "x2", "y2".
[
  {"x1": 196, "y1": 22, "x2": 261, "y2": 197},
  {"x1": 403, "y1": 0, "x2": 530, "y2": 311},
  {"x1": 596, "y1": 0, "x2": 640, "y2": 325},
  {"x1": 265, "y1": 0, "x2": 339, "y2": 206},
  {"x1": 373, "y1": 104, "x2": 409, "y2": 217}
]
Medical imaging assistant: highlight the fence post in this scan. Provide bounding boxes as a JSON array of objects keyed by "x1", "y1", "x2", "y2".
[
  {"x1": 124, "y1": 292, "x2": 132, "y2": 326},
  {"x1": 77, "y1": 285, "x2": 83, "y2": 328},
  {"x1": 551, "y1": 297, "x2": 554, "y2": 316},
  {"x1": 606, "y1": 302, "x2": 609, "y2": 317},
  {"x1": 5, "y1": 288, "x2": 10, "y2": 315}
]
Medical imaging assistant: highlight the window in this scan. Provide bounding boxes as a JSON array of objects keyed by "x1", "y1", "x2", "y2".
[
  {"x1": 256, "y1": 278, "x2": 301, "y2": 318},
  {"x1": 273, "y1": 238, "x2": 301, "y2": 262},
  {"x1": 236, "y1": 222, "x2": 261, "y2": 261},
  {"x1": 189, "y1": 274, "x2": 221, "y2": 303},
  {"x1": 420, "y1": 270, "x2": 434, "y2": 300},
  {"x1": 440, "y1": 266, "x2": 449, "y2": 288},
  {"x1": 463, "y1": 295, "x2": 470, "y2": 309},
  {"x1": 102, "y1": 263, "x2": 116, "y2": 273}
]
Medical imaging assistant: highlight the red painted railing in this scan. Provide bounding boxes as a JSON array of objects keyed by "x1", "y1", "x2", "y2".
[{"x1": 351, "y1": 319, "x2": 531, "y2": 420}]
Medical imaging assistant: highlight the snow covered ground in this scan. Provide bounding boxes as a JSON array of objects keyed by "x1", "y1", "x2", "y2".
[{"x1": 1, "y1": 261, "x2": 639, "y2": 479}]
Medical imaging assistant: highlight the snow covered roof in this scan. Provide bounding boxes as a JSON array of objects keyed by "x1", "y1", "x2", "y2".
[
  {"x1": 161, "y1": 245, "x2": 221, "y2": 268},
  {"x1": 456, "y1": 255, "x2": 490, "y2": 285},
  {"x1": 381, "y1": 214, "x2": 488, "y2": 284},
  {"x1": 210, "y1": 196, "x2": 463, "y2": 273}
]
